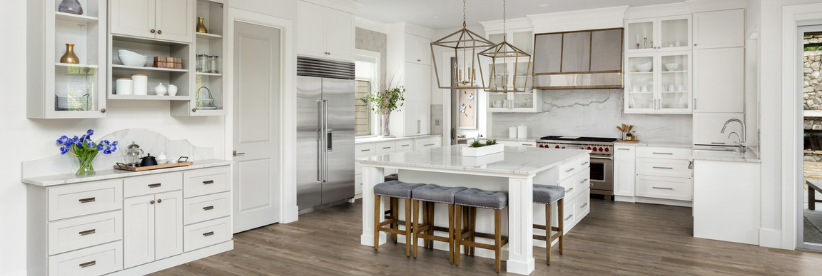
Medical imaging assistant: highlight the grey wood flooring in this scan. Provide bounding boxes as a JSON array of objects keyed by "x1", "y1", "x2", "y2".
[{"x1": 152, "y1": 199, "x2": 822, "y2": 276}]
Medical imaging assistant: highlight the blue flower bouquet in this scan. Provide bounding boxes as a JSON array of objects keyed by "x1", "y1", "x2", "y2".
[{"x1": 56, "y1": 129, "x2": 118, "y2": 176}]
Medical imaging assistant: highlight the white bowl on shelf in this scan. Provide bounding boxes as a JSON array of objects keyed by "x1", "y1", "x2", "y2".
[
  {"x1": 664, "y1": 63, "x2": 680, "y2": 71},
  {"x1": 118, "y1": 50, "x2": 147, "y2": 67},
  {"x1": 634, "y1": 62, "x2": 652, "y2": 72}
]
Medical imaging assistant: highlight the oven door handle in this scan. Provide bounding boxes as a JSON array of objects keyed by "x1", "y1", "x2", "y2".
[{"x1": 589, "y1": 156, "x2": 613, "y2": 160}]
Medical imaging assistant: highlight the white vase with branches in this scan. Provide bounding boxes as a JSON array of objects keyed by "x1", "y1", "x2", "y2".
[{"x1": 361, "y1": 73, "x2": 405, "y2": 137}]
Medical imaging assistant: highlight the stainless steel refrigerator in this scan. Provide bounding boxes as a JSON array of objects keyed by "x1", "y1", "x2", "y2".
[{"x1": 296, "y1": 57, "x2": 355, "y2": 214}]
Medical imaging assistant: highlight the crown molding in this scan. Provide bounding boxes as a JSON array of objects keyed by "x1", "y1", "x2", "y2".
[
  {"x1": 528, "y1": 6, "x2": 628, "y2": 34},
  {"x1": 479, "y1": 18, "x2": 533, "y2": 32},
  {"x1": 356, "y1": 17, "x2": 389, "y2": 34},
  {"x1": 301, "y1": 0, "x2": 360, "y2": 14}
]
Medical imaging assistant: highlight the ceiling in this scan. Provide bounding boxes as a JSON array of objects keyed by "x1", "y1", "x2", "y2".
[{"x1": 353, "y1": 0, "x2": 686, "y2": 30}]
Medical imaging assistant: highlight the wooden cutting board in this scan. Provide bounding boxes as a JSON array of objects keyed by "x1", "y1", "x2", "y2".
[
  {"x1": 617, "y1": 139, "x2": 640, "y2": 143},
  {"x1": 114, "y1": 162, "x2": 193, "y2": 172}
]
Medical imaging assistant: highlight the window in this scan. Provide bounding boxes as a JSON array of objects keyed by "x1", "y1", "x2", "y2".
[
  {"x1": 355, "y1": 80, "x2": 371, "y2": 136},
  {"x1": 355, "y1": 51, "x2": 380, "y2": 137}
]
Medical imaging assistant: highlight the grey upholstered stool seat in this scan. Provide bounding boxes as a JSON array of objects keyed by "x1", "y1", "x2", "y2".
[
  {"x1": 455, "y1": 188, "x2": 508, "y2": 210},
  {"x1": 533, "y1": 184, "x2": 566, "y2": 204},
  {"x1": 453, "y1": 188, "x2": 509, "y2": 273},
  {"x1": 410, "y1": 184, "x2": 468, "y2": 264},
  {"x1": 385, "y1": 173, "x2": 399, "y2": 181},
  {"x1": 374, "y1": 180, "x2": 425, "y2": 199},
  {"x1": 532, "y1": 183, "x2": 567, "y2": 266}
]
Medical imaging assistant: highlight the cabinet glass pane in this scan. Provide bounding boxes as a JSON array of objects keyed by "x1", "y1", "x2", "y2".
[
  {"x1": 561, "y1": 32, "x2": 591, "y2": 72},
  {"x1": 488, "y1": 93, "x2": 508, "y2": 109},
  {"x1": 488, "y1": 63, "x2": 509, "y2": 91},
  {"x1": 513, "y1": 93, "x2": 535, "y2": 109},
  {"x1": 626, "y1": 56, "x2": 654, "y2": 109},
  {"x1": 591, "y1": 29, "x2": 623, "y2": 71},
  {"x1": 533, "y1": 34, "x2": 562, "y2": 74},
  {"x1": 627, "y1": 21, "x2": 654, "y2": 51},
  {"x1": 512, "y1": 31, "x2": 533, "y2": 54},
  {"x1": 196, "y1": 75, "x2": 223, "y2": 110},
  {"x1": 660, "y1": 18, "x2": 689, "y2": 49},
  {"x1": 55, "y1": 65, "x2": 98, "y2": 112},
  {"x1": 660, "y1": 54, "x2": 689, "y2": 109}
]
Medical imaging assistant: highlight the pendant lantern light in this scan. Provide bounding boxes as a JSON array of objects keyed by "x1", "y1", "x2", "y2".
[
  {"x1": 478, "y1": 0, "x2": 533, "y2": 92},
  {"x1": 431, "y1": 0, "x2": 496, "y2": 89}
]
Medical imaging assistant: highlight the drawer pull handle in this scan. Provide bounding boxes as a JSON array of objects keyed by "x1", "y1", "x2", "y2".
[
  {"x1": 652, "y1": 187, "x2": 674, "y2": 190},
  {"x1": 522, "y1": 144, "x2": 533, "y2": 146},
  {"x1": 79, "y1": 229, "x2": 96, "y2": 236},
  {"x1": 79, "y1": 197, "x2": 96, "y2": 203},
  {"x1": 203, "y1": 206, "x2": 214, "y2": 211},
  {"x1": 425, "y1": 143, "x2": 435, "y2": 146},
  {"x1": 203, "y1": 180, "x2": 215, "y2": 185},
  {"x1": 580, "y1": 179, "x2": 588, "y2": 184},
  {"x1": 564, "y1": 214, "x2": 574, "y2": 221},
  {"x1": 79, "y1": 261, "x2": 96, "y2": 268},
  {"x1": 653, "y1": 167, "x2": 673, "y2": 170},
  {"x1": 203, "y1": 231, "x2": 214, "y2": 237},
  {"x1": 711, "y1": 142, "x2": 725, "y2": 145},
  {"x1": 361, "y1": 149, "x2": 371, "y2": 152},
  {"x1": 618, "y1": 148, "x2": 630, "y2": 151},
  {"x1": 581, "y1": 161, "x2": 589, "y2": 166},
  {"x1": 565, "y1": 187, "x2": 574, "y2": 193},
  {"x1": 581, "y1": 203, "x2": 588, "y2": 208},
  {"x1": 402, "y1": 145, "x2": 410, "y2": 147},
  {"x1": 565, "y1": 168, "x2": 575, "y2": 173},
  {"x1": 148, "y1": 183, "x2": 162, "y2": 188},
  {"x1": 382, "y1": 147, "x2": 391, "y2": 149},
  {"x1": 653, "y1": 152, "x2": 674, "y2": 155}
]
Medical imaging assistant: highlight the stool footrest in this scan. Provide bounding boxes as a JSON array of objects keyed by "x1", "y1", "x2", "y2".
[{"x1": 532, "y1": 224, "x2": 561, "y2": 232}]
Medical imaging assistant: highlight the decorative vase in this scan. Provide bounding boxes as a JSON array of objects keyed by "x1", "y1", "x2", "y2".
[
  {"x1": 196, "y1": 17, "x2": 208, "y2": 33},
  {"x1": 60, "y1": 44, "x2": 80, "y2": 64},
  {"x1": 76, "y1": 156, "x2": 95, "y2": 176},
  {"x1": 381, "y1": 112, "x2": 391, "y2": 137},
  {"x1": 58, "y1": 0, "x2": 84, "y2": 15}
]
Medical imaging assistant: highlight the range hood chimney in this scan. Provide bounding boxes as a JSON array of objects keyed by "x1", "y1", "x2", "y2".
[{"x1": 532, "y1": 28, "x2": 624, "y2": 89}]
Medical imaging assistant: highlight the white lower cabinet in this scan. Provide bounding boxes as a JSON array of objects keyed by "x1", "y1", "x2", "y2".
[
  {"x1": 123, "y1": 190, "x2": 183, "y2": 268},
  {"x1": 354, "y1": 136, "x2": 442, "y2": 197},
  {"x1": 184, "y1": 217, "x2": 232, "y2": 252},
  {"x1": 48, "y1": 242, "x2": 123, "y2": 276},
  {"x1": 614, "y1": 145, "x2": 636, "y2": 197},
  {"x1": 614, "y1": 145, "x2": 693, "y2": 205},
  {"x1": 48, "y1": 212, "x2": 123, "y2": 256},
  {"x1": 635, "y1": 175, "x2": 692, "y2": 201}
]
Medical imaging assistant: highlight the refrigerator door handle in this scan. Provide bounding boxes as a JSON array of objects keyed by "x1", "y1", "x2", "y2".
[
  {"x1": 317, "y1": 100, "x2": 324, "y2": 182},
  {"x1": 323, "y1": 100, "x2": 329, "y2": 182},
  {"x1": 327, "y1": 129, "x2": 333, "y2": 152}
]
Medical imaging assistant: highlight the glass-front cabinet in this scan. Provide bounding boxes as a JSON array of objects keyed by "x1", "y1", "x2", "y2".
[
  {"x1": 485, "y1": 30, "x2": 542, "y2": 113},
  {"x1": 28, "y1": 0, "x2": 108, "y2": 119},
  {"x1": 626, "y1": 15, "x2": 692, "y2": 53},
  {"x1": 625, "y1": 51, "x2": 691, "y2": 114}
]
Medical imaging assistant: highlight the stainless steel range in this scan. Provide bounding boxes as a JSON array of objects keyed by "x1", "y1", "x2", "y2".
[{"x1": 537, "y1": 136, "x2": 616, "y2": 200}]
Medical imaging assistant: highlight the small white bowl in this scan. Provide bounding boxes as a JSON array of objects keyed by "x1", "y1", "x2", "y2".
[
  {"x1": 118, "y1": 50, "x2": 147, "y2": 67},
  {"x1": 664, "y1": 63, "x2": 680, "y2": 71},
  {"x1": 634, "y1": 62, "x2": 652, "y2": 72}
]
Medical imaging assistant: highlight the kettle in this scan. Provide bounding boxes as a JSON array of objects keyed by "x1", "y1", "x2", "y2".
[
  {"x1": 140, "y1": 154, "x2": 158, "y2": 167},
  {"x1": 126, "y1": 142, "x2": 144, "y2": 166}
]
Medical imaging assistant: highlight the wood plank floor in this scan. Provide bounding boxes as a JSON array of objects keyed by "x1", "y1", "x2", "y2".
[{"x1": 153, "y1": 198, "x2": 822, "y2": 276}]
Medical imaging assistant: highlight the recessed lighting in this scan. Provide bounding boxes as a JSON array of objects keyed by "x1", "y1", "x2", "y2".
[
  {"x1": 538, "y1": 3, "x2": 549, "y2": 7},
  {"x1": 433, "y1": 16, "x2": 440, "y2": 19}
]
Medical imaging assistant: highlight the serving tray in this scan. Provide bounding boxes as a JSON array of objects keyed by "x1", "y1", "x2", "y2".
[{"x1": 114, "y1": 162, "x2": 193, "y2": 172}]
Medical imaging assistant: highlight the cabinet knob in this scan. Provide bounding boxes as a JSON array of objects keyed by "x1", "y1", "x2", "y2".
[
  {"x1": 192, "y1": 108, "x2": 197, "y2": 112},
  {"x1": 100, "y1": 108, "x2": 106, "y2": 113},
  {"x1": 151, "y1": 29, "x2": 156, "y2": 34},
  {"x1": 158, "y1": 30, "x2": 162, "y2": 35},
  {"x1": 150, "y1": 200, "x2": 155, "y2": 204},
  {"x1": 158, "y1": 199, "x2": 162, "y2": 203},
  {"x1": 694, "y1": 43, "x2": 697, "y2": 47},
  {"x1": 417, "y1": 59, "x2": 421, "y2": 62}
]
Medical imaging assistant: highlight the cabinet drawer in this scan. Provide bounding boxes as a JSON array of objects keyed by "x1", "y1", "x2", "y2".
[
  {"x1": 575, "y1": 192, "x2": 590, "y2": 217},
  {"x1": 415, "y1": 138, "x2": 441, "y2": 149},
  {"x1": 184, "y1": 192, "x2": 230, "y2": 225},
  {"x1": 49, "y1": 211, "x2": 122, "y2": 256},
  {"x1": 637, "y1": 158, "x2": 692, "y2": 178},
  {"x1": 184, "y1": 217, "x2": 232, "y2": 252},
  {"x1": 517, "y1": 141, "x2": 537, "y2": 147},
  {"x1": 375, "y1": 141, "x2": 396, "y2": 154},
  {"x1": 575, "y1": 169, "x2": 592, "y2": 196},
  {"x1": 48, "y1": 242, "x2": 123, "y2": 276},
  {"x1": 560, "y1": 197, "x2": 577, "y2": 234},
  {"x1": 558, "y1": 155, "x2": 590, "y2": 181},
  {"x1": 123, "y1": 172, "x2": 183, "y2": 198},
  {"x1": 396, "y1": 140, "x2": 415, "y2": 152},
  {"x1": 355, "y1": 143, "x2": 376, "y2": 157},
  {"x1": 636, "y1": 175, "x2": 692, "y2": 201},
  {"x1": 636, "y1": 147, "x2": 692, "y2": 160},
  {"x1": 49, "y1": 180, "x2": 123, "y2": 221},
  {"x1": 184, "y1": 166, "x2": 230, "y2": 198},
  {"x1": 557, "y1": 168, "x2": 589, "y2": 200}
]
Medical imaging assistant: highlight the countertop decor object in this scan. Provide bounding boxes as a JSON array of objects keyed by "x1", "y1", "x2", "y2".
[
  {"x1": 462, "y1": 140, "x2": 504, "y2": 157},
  {"x1": 132, "y1": 74, "x2": 147, "y2": 95},
  {"x1": 168, "y1": 84, "x2": 178, "y2": 96},
  {"x1": 360, "y1": 72, "x2": 405, "y2": 137},
  {"x1": 118, "y1": 49, "x2": 147, "y2": 67},
  {"x1": 156, "y1": 152, "x2": 168, "y2": 164},
  {"x1": 60, "y1": 43, "x2": 79, "y2": 64},
  {"x1": 635, "y1": 62, "x2": 652, "y2": 72},
  {"x1": 664, "y1": 62, "x2": 680, "y2": 71},
  {"x1": 197, "y1": 17, "x2": 208, "y2": 33},
  {"x1": 155, "y1": 83, "x2": 167, "y2": 96},
  {"x1": 115, "y1": 78, "x2": 133, "y2": 95},
  {"x1": 58, "y1": 0, "x2": 83, "y2": 15},
  {"x1": 55, "y1": 129, "x2": 119, "y2": 176},
  {"x1": 114, "y1": 161, "x2": 193, "y2": 171}
]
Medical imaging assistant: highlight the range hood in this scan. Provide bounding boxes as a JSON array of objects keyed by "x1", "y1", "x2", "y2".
[{"x1": 532, "y1": 28, "x2": 624, "y2": 89}]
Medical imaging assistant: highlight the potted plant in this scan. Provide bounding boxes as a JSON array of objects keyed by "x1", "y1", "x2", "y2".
[
  {"x1": 461, "y1": 139, "x2": 504, "y2": 157},
  {"x1": 56, "y1": 129, "x2": 119, "y2": 176},
  {"x1": 361, "y1": 73, "x2": 405, "y2": 138}
]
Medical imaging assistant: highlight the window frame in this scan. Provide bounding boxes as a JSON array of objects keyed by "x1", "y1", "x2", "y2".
[{"x1": 355, "y1": 50, "x2": 381, "y2": 138}]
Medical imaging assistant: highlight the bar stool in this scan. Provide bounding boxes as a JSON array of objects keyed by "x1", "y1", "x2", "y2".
[
  {"x1": 532, "y1": 184, "x2": 566, "y2": 266},
  {"x1": 410, "y1": 184, "x2": 467, "y2": 264},
  {"x1": 454, "y1": 188, "x2": 509, "y2": 273},
  {"x1": 385, "y1": 173, "x2": 399, "y2": 181},
  {"x1": 373, "y1": 180, "x2": 426, "y2": 257}
]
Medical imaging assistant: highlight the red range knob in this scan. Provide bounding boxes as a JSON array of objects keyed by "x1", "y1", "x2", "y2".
[
  {"x1": 555, "y1": 145, "x2": 560, "y2": 149},
  {"x1": 598, "y1": 147, "x2": 604, "y2": 151},
  {"x1": 580, "y1": 147, "x2": 584, "y2": 149},
  {"x1": 587, "y1": 147, "x2": 592, "y2": 150},
  {"x1": 604, "y1": 148, "x2": 610, "y2": 152},
  {"x1": 561, "y1": 147, "x2": 566, "y2": 149},
  {"x1": 539, "y1": 145, "x2": 544, "y2": 148},
  {"x1": 593, "y1": 147, "x2": 598, "y2": 152}
]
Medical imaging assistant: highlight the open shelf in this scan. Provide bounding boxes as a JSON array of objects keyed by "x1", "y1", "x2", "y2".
[
  {"x1": 112, "y1": 64, "x2": 188, "y2": 73},
  {"x1": 109, "y1": 95, "x2": 191, "y2": 101},
  {"x1": 56, "y1": 63, "x2": 98, "y2": 68},
  {"x1": 196, "y1": 72, "x2": 222, "y2": 77},
  {"x1": 55, "y1": 12, "x2": 98, "y2": 23},
  {"x1": 196, "y1": 32, "x2": 223, "y2": 39},
  {"x1": 662, "y1": 71, "x2": 688, "y2": 73}
]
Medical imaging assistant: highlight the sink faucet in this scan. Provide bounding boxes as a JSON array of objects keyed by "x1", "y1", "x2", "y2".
[{"x1": 721, "y1": 119, "x2": 746, "y2": 153}]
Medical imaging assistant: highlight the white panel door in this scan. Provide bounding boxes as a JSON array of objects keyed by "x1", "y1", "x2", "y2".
[
  {"x1": 123, "y1": 195, "x2": 155, "y2": 268},
  {"x1": 154, "y1": 191, "x2": 183, "y2": 260},
  {"x1": 404, "y1": 62, "x2": 430, "y2": 136},
  {"x1": 296, "y1": 1, "x2": 326, "y2": 58},
  {"x1": 693, "y1": 113, "x2": 744, "y2": 145},
  {"x1": 614, "y1": 146, "x2": 636, "y2": 197},
  {"x1": 693, "y1": 48, "x2": 744, "y2": 113},
  {"x1": 233, "y1": 21, "x2": 282, "y2": 233},
  {"x1": 693, "y1": 9, "x2": 745, "y2": 49},
  {"x1": 405, "y1": 34, "x2": 431, "y2": 65},
  {"x1": 155, "y1": 0, "x2": 194, "y2": 43},
  {"x1": 110, "y1": 0, "x2": 155, "y2": 39},
  {"x1": 324, "y1": 8, "x2": 355, "y2": 61}
]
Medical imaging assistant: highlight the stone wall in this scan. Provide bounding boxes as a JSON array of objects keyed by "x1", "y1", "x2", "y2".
[{"x1": 804, "y1": 50, "x2": 822, "y2": 110}]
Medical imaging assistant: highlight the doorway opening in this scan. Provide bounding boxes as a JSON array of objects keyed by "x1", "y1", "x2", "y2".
[{"x1": 800, "y1": 25, "x2": 822, "y2": 250}]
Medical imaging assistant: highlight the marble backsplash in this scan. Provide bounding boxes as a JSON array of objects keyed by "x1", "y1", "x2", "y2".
[
  {"x1": 491, "y1": 89, "x2": 693, "y2": 143},
  {"x1": 22, "y1": 128, "x2": 214, "y2": 178}
]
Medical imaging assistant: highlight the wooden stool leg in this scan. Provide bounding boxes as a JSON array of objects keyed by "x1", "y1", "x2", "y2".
[
  {"x1": 454, "y1": 205, "x2": 462, "y2": 266},
  {"x1": 462, "y1": 206, "x2": 469, "y2": 255},
  {"x1": 546, "y1": 203, "x2": 552, "y2": 266},
  {"x1": 427, "y1": 202, "x2": 435, "y2": 249},
  {"x1": 413, "y1": 199, "x2": 420, "y2": 258},
  {"x1": 392, "y1": 198, "x2": 399, "y2": 243},
  {"x1": 374, "y1": 194, "x2": 381, "y2": 250},
  {"x1": 470, "y1": 207, "x2": 477, "y2": 256},
  {"x1": 421, "y1": 201, "x2": 429, "y2": 249},
  {"x1": 405, "y1": 198, "x2": 412, "y2": 257},
  {"x1": 448, "y1": 204, "x2": 455, "y2": 265},
  {"x1": 558, "y1": 198, "x2": 564, "y2": 255},
  {"x1": 495, "y1": 209, "x2": 502, "y2": 274}
]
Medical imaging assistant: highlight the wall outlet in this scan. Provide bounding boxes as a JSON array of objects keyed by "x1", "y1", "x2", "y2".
[{"x1": 435, "y1": 119, "x2": 440, "y2": 126}]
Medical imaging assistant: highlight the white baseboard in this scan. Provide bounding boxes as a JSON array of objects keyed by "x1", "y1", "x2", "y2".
[
  {"x1": 615, "y1": 196, "x2": 636, "y2": 203},
  {"x1": 759, "y1": 228, "x2": 782, "y2": 248},
  {"x1": 282, "y1": 205, "x2": 300, "y2": 223},
  {"x1": 635, "y1": 197, "x2": 693, "y2": 207},
  {"x1": 2, "y1": 270, "x2": 27, "y2": 276}
]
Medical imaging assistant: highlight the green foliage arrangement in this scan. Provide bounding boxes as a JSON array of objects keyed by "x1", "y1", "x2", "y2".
[
  {"x1": 470, "y1": 141, "x2": 484, "y2": 148},
  {"x1": 486, "y1": 139, "x2": 497, "y2": 145}
]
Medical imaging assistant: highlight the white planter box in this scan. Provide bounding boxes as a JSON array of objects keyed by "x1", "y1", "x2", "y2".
[
  {"x1": 461, "y1": 152, "x2": 505, "y2": 167},
  {"x1": 461, "y1": 144, "x2": 505, "y2": 157}
]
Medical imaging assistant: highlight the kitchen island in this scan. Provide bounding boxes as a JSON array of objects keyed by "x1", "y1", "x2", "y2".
[{"x1": 358, "y1": 145, "x2": 591, "y2": 275}]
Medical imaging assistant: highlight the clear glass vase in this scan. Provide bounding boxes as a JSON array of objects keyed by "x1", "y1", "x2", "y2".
[
  {"x1": 382, "y1": 112, "x2": 391, "y2": 137},
  {"x1": 76, "y1": 156, "x2": 96, "y2": 176}
]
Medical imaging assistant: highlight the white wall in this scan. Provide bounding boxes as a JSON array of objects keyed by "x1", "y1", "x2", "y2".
[{"x1": 0, "y1": 1, "x2": 298, "y2": 275}]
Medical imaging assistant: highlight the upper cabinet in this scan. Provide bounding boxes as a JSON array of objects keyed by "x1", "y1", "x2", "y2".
[
  {"x1": 111, "y1": 0, "x2": 195, "y2": 44},
  {"x1": 387, "y1": 23, "x2": 433, "y2": 137},
  {"x1": 693, "y1": 47, "x2": 744, "y2": 113},
  {"x1": 693, "y1": 9, "x2": 745, "y2": 50},
  {"x1": 27, "y1": 0, "x2": 108, "y2": 119},
  {"x1": 624, "y1": 51, "x2": 692, "y2": 114},
  {"x1": 297, "y1": 1, "x2": 355, "y2": 61},
  {"x1": 626, "y1": 15, "x2": 691, "y2": 53},
  {"x1": 405, "y1": 34, "x2": 431, "y2": 65}
]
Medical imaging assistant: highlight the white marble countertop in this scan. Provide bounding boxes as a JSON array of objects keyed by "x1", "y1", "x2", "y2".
[
  {"x1": 614, "y1": 141, "x2": 693, "y2": 148},
  {"x1": 22, "y1": 159, "x2": 233, "y2": 187},
  {"x1": 355, "y1": 135, "x2": 441, "y2": 144},
  {"x1": 480, "y1": 137, "x2": 542, "y2": 142},
  {"x1": 691, "y1": 148, "x2": 761, "y2": 163},
  {"x1": 358, "y1": 145, "x2": 590, "y2": 176}
]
